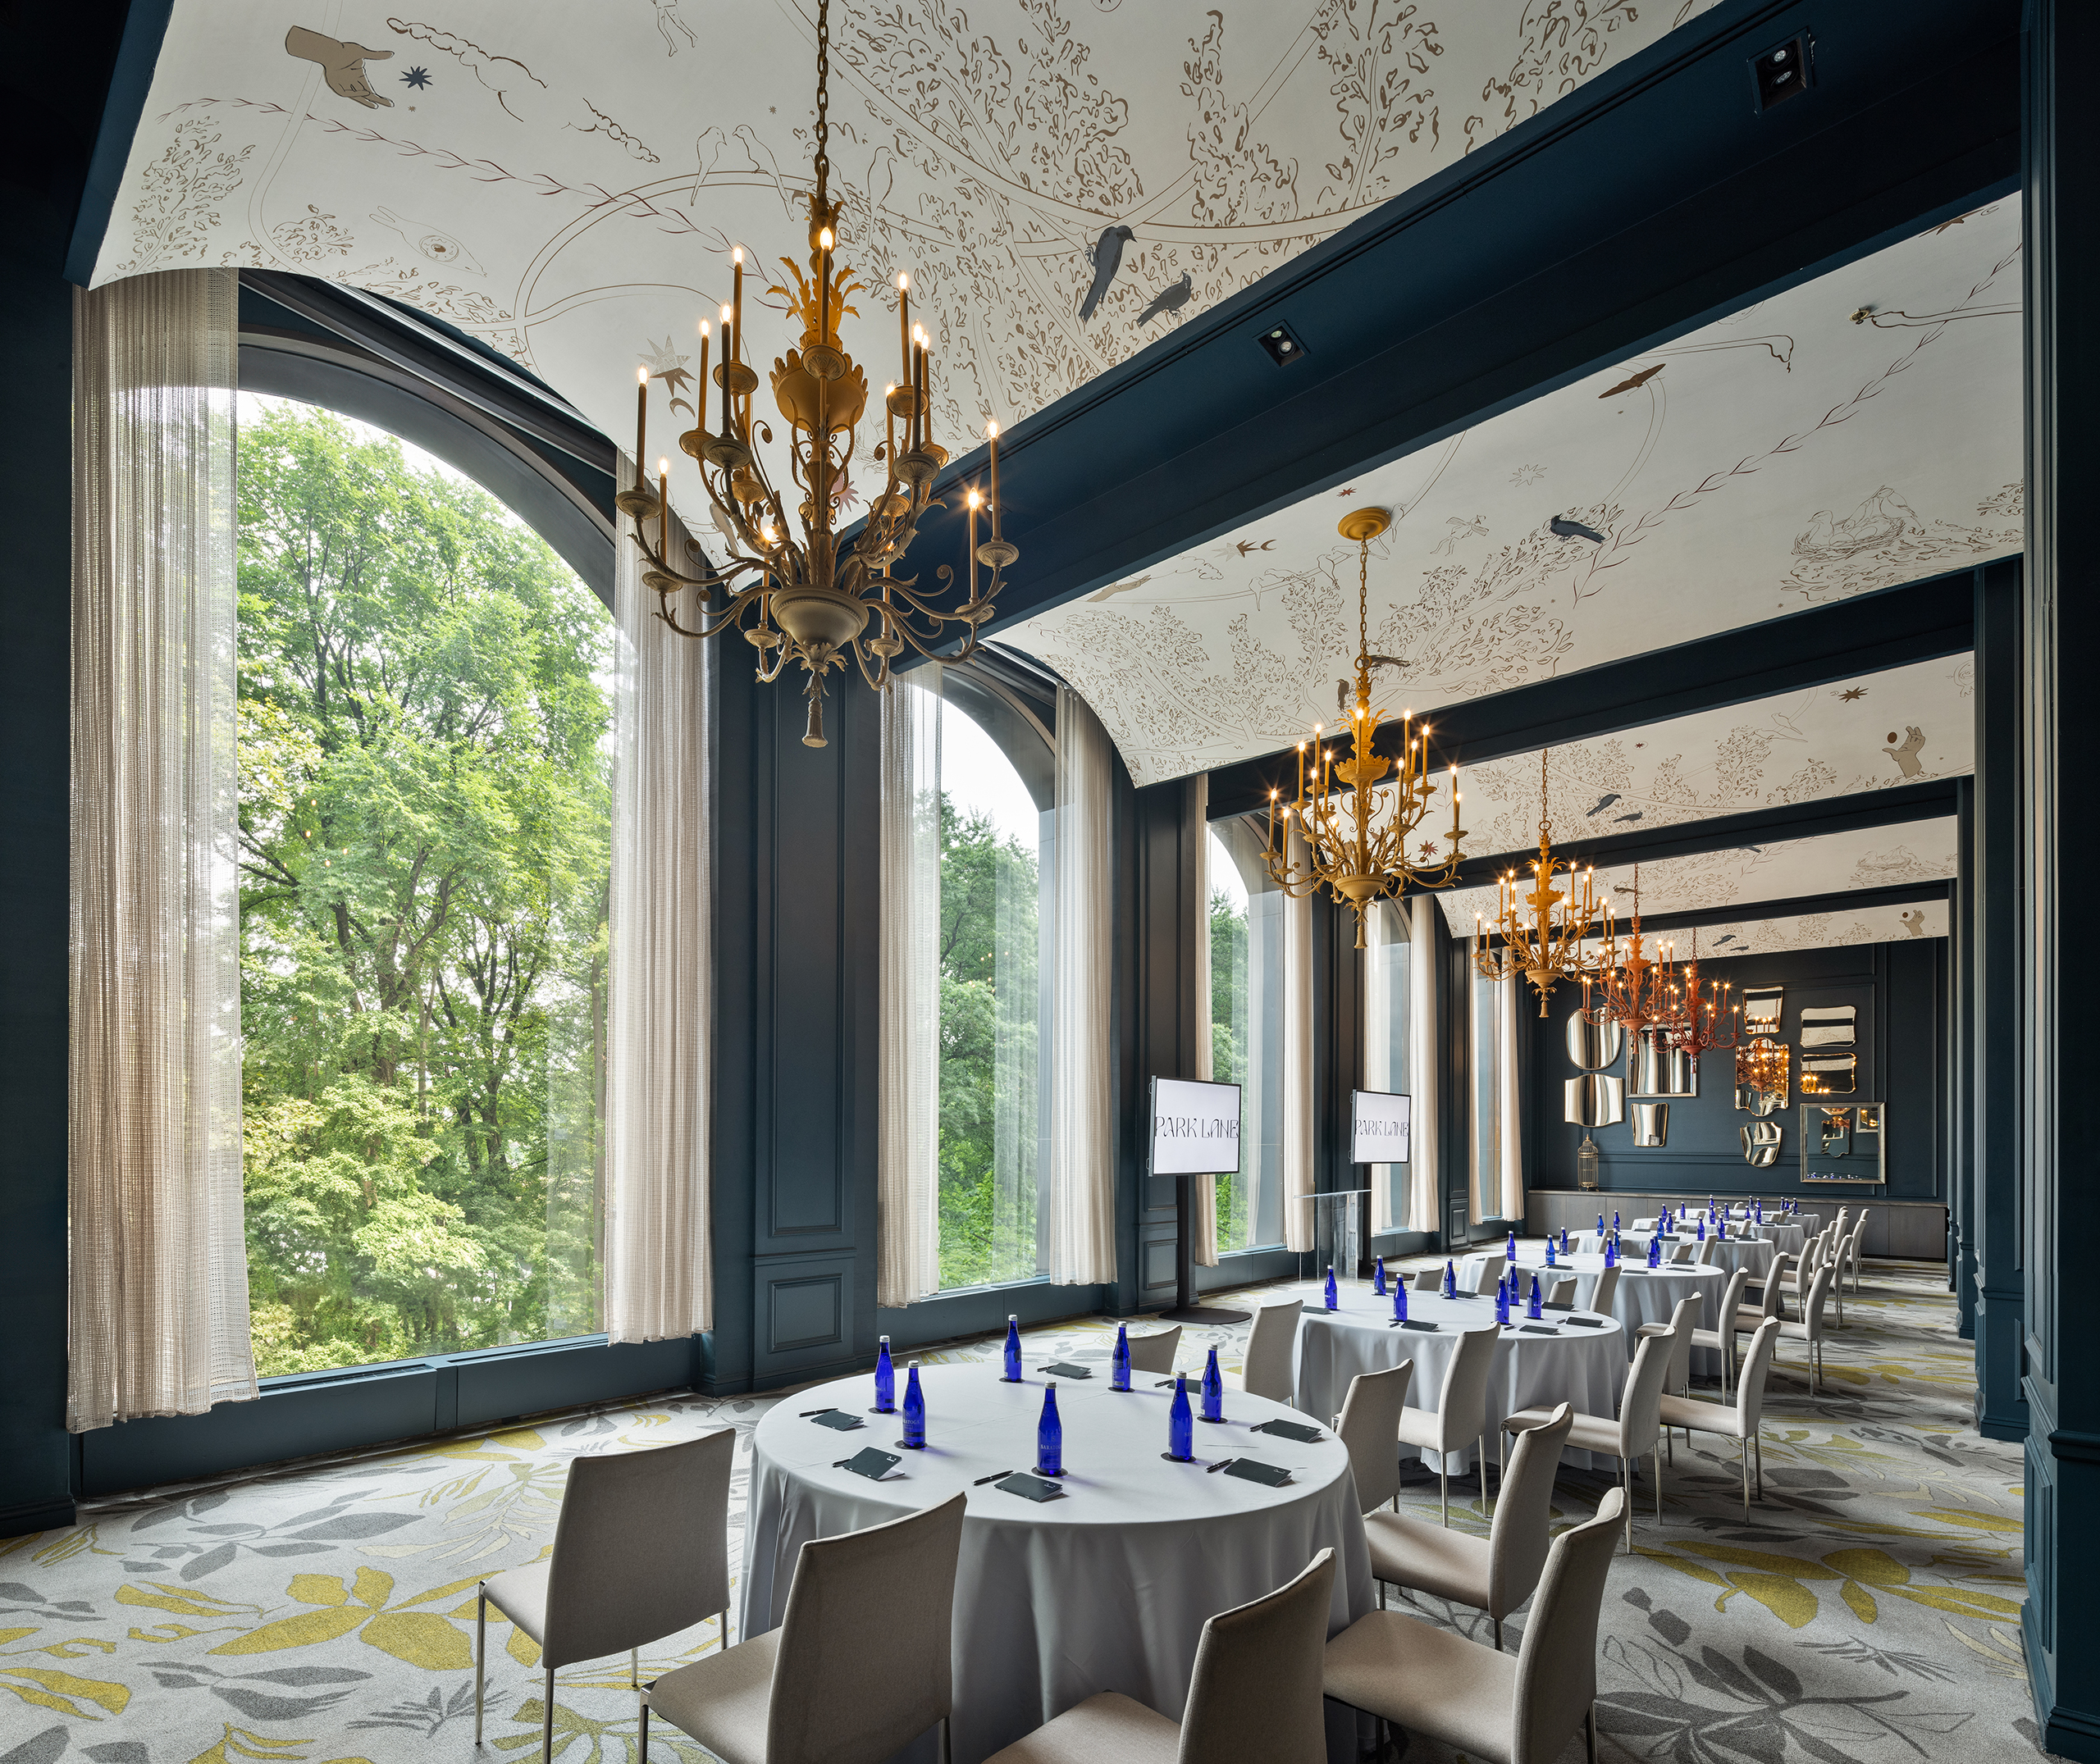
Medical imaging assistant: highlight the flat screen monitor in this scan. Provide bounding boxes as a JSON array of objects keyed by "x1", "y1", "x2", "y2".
[
  {"x1": 1352, "y1": 1087, "x2": 1412, "y2": 1166},
  {"x1": 1148, "y1": 1077, "x2": 1243, "y2": 1176}
]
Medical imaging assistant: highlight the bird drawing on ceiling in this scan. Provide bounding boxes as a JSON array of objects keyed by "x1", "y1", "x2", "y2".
[
  {"x1": 1882, "y1": 726, "x2": 1928, "y2": 777},
  {"x1": 1087, "y1": 574, "x2": 1150, "y2": 603},
  {"x1": 1712, "y1": 933, "x2": 1737, "y2": 946},
  {"x1": 686, "y1": 126, "x2": 725, "y2": 206},
  {"x1": 1078, "y1": 226, "x2": 1134, "y2": 321},
  {"x1": 1138, "y1": 271, "x2": 1194, "y2": 325},
  {"x1": 1586, "y1": 794, "x2": 1621, "y2": 816},
  {"x1": 1599, "y1": 362, "x2": 1664, "y2": 398},
  {"x1": 1613, "y1": 810, "x2": 1645, "y2": 823},
  {"x1": 1235, "y1": 539, "x2": 1275, "y2": 557},
  {"x1": 1550, "y1": 515, "x2": 1607, "y2": 543}
]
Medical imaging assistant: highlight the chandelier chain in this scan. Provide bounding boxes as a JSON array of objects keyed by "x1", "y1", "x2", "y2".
[
  {"x1": 1358, "y1": 536, "x2": 1369, "y2": 667},
  {"x1": 813, "y1": 0, "x2": 831, "y2": 202}
]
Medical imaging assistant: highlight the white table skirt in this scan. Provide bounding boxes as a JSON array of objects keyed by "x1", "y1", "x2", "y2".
[
  {"x1": 1290, "y1": 1282, "x2": 1627, "y2": 1475},
  {"x1": 1755, "y1": 1223, "x2": 1809, "y2": 1258},
  {"x1": 740, "y1": 1361, "x2": 1375, "y2": 1764},
  {"x1": 1635, "y1": 1210, "x2": 1819, "y2": 1238},
  {"x1": 1460, "y1": 1251, "x2": 1728, "y2": 1377}
]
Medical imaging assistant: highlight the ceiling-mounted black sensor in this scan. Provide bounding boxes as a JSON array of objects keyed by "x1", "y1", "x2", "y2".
[
  {"x1": 1751, "y1": 32, "x2": 1813, "y2": 111},
  {"x1": 1257, "y1": 321, "x2": 1308, "y2": 367}
]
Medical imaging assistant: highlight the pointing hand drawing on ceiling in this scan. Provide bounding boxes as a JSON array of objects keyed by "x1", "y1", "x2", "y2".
[
  {"x1": 286, "y1": 26, "x2": 394, "y2": 109},
  {"x1": 369, "y1": 209, "x2": 485, "y2": 275},
  {"x1": 1078, "y1": 226, "x2": 1134, "y2": 322},
  {"x1": 1901, "y1": 910, "x2": 1928, "y2": 937},
  {"x1": 1138, "y1": 271, "x2": 1194, "y2": 325},
  {"x1": 1586, "y1": 794, "x2": 1621, "y2": 816},
  {"x1": 1882, "y1": 726, "x2": 1927, "y2": 777}
]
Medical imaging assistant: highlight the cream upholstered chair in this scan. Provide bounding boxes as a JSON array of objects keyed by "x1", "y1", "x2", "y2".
[
  {"x1": 1468, "y1": 1252, "x2": 1507, "y2": 1296},
  {"x1": 1238, "y1": 1300, "x2": 1302, "y2": 1403},
  {"x1": 1694, "y1": 1237, "x2": 1720, "y2": 1266},
  {"x1": 1397, "y1": 1323, "x2": 1500, "y2": 1526},
  {"x1": 1739, "y1": 1251, "x2": 1795, "y2": 1334},
  {"x1": 1366, "y1": 1404, "x2": 1573, "y2": 1650},
  {"x1": 1637, "y1": 1295, "x2": 1700, "y2": 1465},
  {"x1": 1776, "y1": 1261, "x2": 1838, "y2": 1394},
  {"x1": 1690, "y1": 1266, "x2": 1751, "y2": 1401},
  {"x1": 1336, "y1": 1362, "x2": 1415, "y2": 1502},
  {"x1": 1545, "y1": 1274, "x2": 1577, "y2": 1307},
  {"x1": 1659, "y1": 1319, "x2": 1780, "y2": 1520},
  {"x1": 1845, "y1": 1208, "x2": 1871, "y2": 1295},
  {"x1": 1504, "y1": 1329, "x2": 1670, "y2": 1553},
  {"x1": 984, "y1": 1550, "x2": 1337, "y2": 1764},
  {"x1": 641, "y1": 1493, "x2": 966, "y2": 1764},
  {"x1": 1412, "y1": 1266, "x2": 1443, "y2": 1292},
  {"x1": 1667, "y1": 1239, "x2": 1696, "y2": 1265},
  {"x1": 1124, "y1": 1325, "x2": 1182, "y2": 1375},
  {"x1": 1587, "y1": 1265, "x2": 1619, "y2": 1319},
  {"x1": 1324, "y1": 1487, "x2": 1627, "y2": 1764},
  {"x1": 478, "y1": 1429, "x2": 733, "y2": 1763}
]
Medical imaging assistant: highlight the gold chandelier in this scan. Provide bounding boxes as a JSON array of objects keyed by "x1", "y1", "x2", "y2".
[
  {"x1": 1472, "y1": 749, "x2": 1608, "y2": 1014},
  {"x1": 1580, "y1": 866, "x2": 1667, "y2": 1037},
  {"x1": 1263, "y1": 507, "x2": 1466, "y2": 950},
  {"x1": 615, "y1": 0, "x2": 1011, "y2": 748}
]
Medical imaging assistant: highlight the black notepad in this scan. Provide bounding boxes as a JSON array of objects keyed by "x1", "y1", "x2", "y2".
[
  {"x1": 1395, "y1": 1319, "x2": 1438, "y2": 1332},
  {"x1": 1251, "y1": 1419, "x2": 1324, "y2": 1443},
  {"x1": 1518, "y1": 1324, "x2": 1559, "y2": 1335},
  {"x1": 1224, "y1": 1459, "x2": 1293, "y2": 1488},
  {"x1": 995, "y1": 1472, "x2": 1065, "y2": 1502},
  {"x1": 1542, "y1": 1301, "x2": 1574, "y2": 1313},
  {"x1": 1037, "y1": 1363, "x2": 1092, "y2": 1379},
  {"x1": 1566, "y1": 1317, "x2": 1609, "y2": 1328},
  {"x1": 837, "y1": 1447, "x2": 901, "y2": 1479},
  {"x1": 809, "y1": 1410, "x2": 864, "y2": 1430}
]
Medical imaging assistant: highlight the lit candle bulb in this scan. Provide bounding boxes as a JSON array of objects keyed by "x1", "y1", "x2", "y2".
[{"x1": 985, "y1": 418, "x2": 1002, "y2": 538}]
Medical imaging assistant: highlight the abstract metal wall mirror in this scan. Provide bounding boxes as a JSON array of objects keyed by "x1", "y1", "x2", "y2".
[
  {"x1": 1801, "y1": 1052, "x2": 1857, "y2": 1095},
  {"x1": 1733, "y1": 1037, "x2": 1789, "y2": 1114},
  {"x1": 1566, "y1": 1010, "x2": 1623, "y2": 1073},
  {"x1": 1742, "y1": 985, "x2": 1784, "y2": 1030},
  {"x1": 1632, "y1": 1102, "x2": 1669, "y2": 1148},
  {"x1": 1801, "y1": 1101, "x2": 1886, "y2": 1185},
  {"x1": 1799, "y1": 1004, "x2": 1857, "y2": 1049},
  {"x1": 1742, "y1": 1120, "x2": 1783, "y2": 1168},
  {"x1": 1564, "y1": 1073, "x2": 1626, "y2": 1128},
  {"x1": 1629, "y1": 1025, "x2": 1700, "y2": 1098}
]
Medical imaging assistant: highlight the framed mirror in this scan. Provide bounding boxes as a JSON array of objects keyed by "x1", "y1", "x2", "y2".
[
  {"x1": 1801, "y1": 1052, "x2": 1856, "y2": 1095},
  {"x1": 1566, "y1": 1010, "x2": 1623, "y2": 1073},
  {"x1": 1801, "y1": 1101, "x2": 1886, "y2": 1185},
  {"x1": 1630, "y1": 1026, "x2": 1698, "y2": 1097},
  {"x1": 1632, "y1": 1102, "x2": 1669, "y2": 1147},
  {"x1": 1564, "y1": 1073, "x2": 1625, "y2": 1128},
  {"x1": 1734, "y1": 1037, "x2": 1789, "y2": 1114},
  {"x1": 1742, "y1": 1119, "x2": 1783, "y2": 1167}
]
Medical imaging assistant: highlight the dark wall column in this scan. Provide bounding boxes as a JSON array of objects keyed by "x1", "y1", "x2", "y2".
[
  {"x1": 1972, "y1": 563, "x2": 2025, "y2": 1437},
  {"x1": 2021, "y1": 4, "x2": 2100, "y2": 1752},
  {"x1": 1952, "y1": 777, "x2": 1975, "y2": 1336}
]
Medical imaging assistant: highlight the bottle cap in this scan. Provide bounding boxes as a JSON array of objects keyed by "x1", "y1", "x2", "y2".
[{"x1": 879, "y1": 1334, "x2": 890, "y2": 1344}]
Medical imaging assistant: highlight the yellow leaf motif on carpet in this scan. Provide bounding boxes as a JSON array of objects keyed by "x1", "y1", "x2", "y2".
[
  {"x1": 0, "y1": 1664, "x2": 130, "y2": 1718},
  {"x1": 185, "y1": 1723, "x2": 378, "y2": 1764},
  {"x1": 209, "y1": 1568, "x2": 477, "y2": 1668}
]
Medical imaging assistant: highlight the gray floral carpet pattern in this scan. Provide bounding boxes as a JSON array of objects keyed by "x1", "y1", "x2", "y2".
[{"x1": 0, "y1": 1263, "x2": 2039, "y2": 1763}]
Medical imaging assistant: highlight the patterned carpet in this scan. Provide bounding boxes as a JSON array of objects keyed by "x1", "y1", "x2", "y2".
[{"x1": 0, "y1": 1260, "x2": 2038, "y2": 1764}]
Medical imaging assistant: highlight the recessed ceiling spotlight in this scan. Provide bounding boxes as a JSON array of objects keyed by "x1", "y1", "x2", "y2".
[
  {"x1": 1750, "y1": 32, "x2": 1814, "y2": 112},
  {"x1": 1257, "y1": 321, "x2": 1308, "y2": 367}
]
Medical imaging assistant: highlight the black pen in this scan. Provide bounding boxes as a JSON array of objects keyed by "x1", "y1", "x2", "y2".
[
  {"x1": 1154, "y1": 1378, "x2": 1178, "y2": 1387},
  {"x1": 973, "y1": 1470, "x2": 1014, "y2": 1485},
  {"x1": 801, "y1": 1408, "x2": 838, "y2": 1417},
  {"x1": 1206, "y1": 1459, "x2": 1235, "y2": 1474}
]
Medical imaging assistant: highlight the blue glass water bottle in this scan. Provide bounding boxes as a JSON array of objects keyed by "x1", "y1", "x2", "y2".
[
  {"x1": 1697, "y1": 1215, "x2": 1706, "y2": 1241},
  {"x1": 1718, "y1": 1215, "x2": 1728, "y2": 1240},
  {"x1": 1494, "y1": 1283, "x2": 1509, "y2": 1326},
  {"x1": 1613, "y1": 1210, "x2": 1621, "y2": 1232},
  {"x1": 1392, "y1": 1279, "x2": 1407, "y2": 1322},
  {"x1": 1372, "y1": 1256, "x2": 1387, "y2": 1297},
  {"x1": 1560, "y1": 1227, "x2": 1570, "y2": 1254},
  {"x1": 901, "y1": 1362, "x2": 926, "y2": 1448},
  {"x1": 1527, "y1": 1276, "x2": 1544, "y2": 1320},
  {"x1": 1037, "y1": 1384, "x2": 1063, "y2": 1475},
  {"x1": 1324, "y1": 1265, "x2": 1339, "y2": 1310},
  {"x1": 1605, "y1": 1235, "x2": 1616, "y2": 1269},
  {"x1": 1168, "y1": 1374, "x2": 1194, "y2": 1461},
  {"x1": 873, "y1": 1334, "x2": 896, "y2": 1413},
  {"x1": 1545, "y1": 1236, "x2": 1557, "y2": 1267},
  {"x1": 1507, "y1": 1228, "x2": 1518, "y2": 1263},
  {"x1": 1443, "y1": 1260, "x2": 1457, "y2": 1299},
  {"x1": 1111, "y1": 1323, "x2": 1132, "y2": 1392},
  {"x1": 1201, "y1": 1345, "x2": 1225, "y2": 1422},
  {"x1": 1647, "y1": 1233, "x2": 1660, "y2": 1269},
  {"x1": 1002, "y1": 1314, "x2": 1023, "y2": 1382},
  {"x1": 1597, "y1": 1213, "x2": 1606, "y2": 1236}
]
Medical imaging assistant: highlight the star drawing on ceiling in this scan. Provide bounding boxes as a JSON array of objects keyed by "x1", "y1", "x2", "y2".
[
  {"x1": 1509, "y1": 463, "x2": 1545, "y2": 486},
  {"x1": 1417, "y1": 841, "x2": 1439, "y2": 861},
  {"x1": 641, "y1": 337, "x2": 695, "y2": 399},
  {"x1": 1839, "y1": 686, "x2": 1868, "y2": 700},
  {"x1": 400, "y1": 66, "x2": 431, "y2": 89}
]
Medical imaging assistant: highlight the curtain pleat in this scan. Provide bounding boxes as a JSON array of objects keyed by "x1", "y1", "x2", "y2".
[
  {"x1": 69, "y1": 268, "x2": 256, "y2": 1432},
  {"x1": 1048, "y1": 686, "x2": 1116, "y2": 1285},
  {"x1": 1497, "y1": 974, "x2": 1526, "y2": 1223},
  {"x1": 878, "y1": 673, "x2": 942, "y2": 1306},
  {"x1": 1365, "y1": 901, "x2": 1395, "y2": 1237},
  {"x1": 1408, "y1": 896, "x2": 1440, "y2": 1237},
  {"x1": 1281, "y1": 823, "x2": 1316, "y2": 1254},
  {"x1": 1185, "y1": 776, "x2": 1219, "y2": 1266},
  {"x1": 604, "y1": 476, "x2": 712, "y2": 1342}
]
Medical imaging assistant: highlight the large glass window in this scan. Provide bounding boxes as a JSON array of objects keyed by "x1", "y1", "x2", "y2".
[
  {"x1": 236, "y1": 395, "x2": 613, "y2": 1374},
  {"x1": 1208, "y1": 822, "x2": 1285, "y2": 1252},
  {"x1": 1363, "y1": 901, "x2": 1413, "y2": 1228},
  {"x1": 934, "y1": 679, "x2": 1054, "y2": 1290},
  {"x1": 1469, "y1": 969, "x2": 1509, "y2": 1222}
]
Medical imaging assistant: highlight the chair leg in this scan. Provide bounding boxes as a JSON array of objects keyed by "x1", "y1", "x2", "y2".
[
  {"x1": 541, "y1": 1666, "x2": 555, "y2": 1764},
  {"x1": 939, "y1": 1714, "x2": 952, "y2": 1764},
  {"x1": 1440, "y1": 1462, "x2": 1449, "y2": 1528},
  {"x1": 1493, "y1": 1616, "x2": 1503, "y2": 1651},
  {"x1": 638, "y1": 1696, "x2": 650, "y2": 1764},
  {"x1": 629, "y1": 1646, "x2": 638, "y2": 1691},
  {"x1": 1740, "y1": 1438, "x2": 1751, "y2": 1520},
  {"x1": 1586, "y1": 1701, "x2": 1599, "y2": 1764},
  {"x1": 1754, "y1": 1429, "x2": 1764, "y2": 1500},
  {"x1": 1620, "y1": 1457, "x2": 1633, "y2": 1554},
  {"x1": 1655, "y1": 1448, "x2": 1664, "y2": 1527},
  {"x1": 474, "y1": 1587, "x2": 486, "y2": 1745},
  {"x1": 1478, "y1": 1434, "x2": 1490, "y2": 1513}
]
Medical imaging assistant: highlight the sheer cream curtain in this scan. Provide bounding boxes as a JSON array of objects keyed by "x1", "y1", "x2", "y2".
[
  {"x1": 1496, "y1": 974, "x2": 1526, "y2": 1223},
  {"x1": 878, "y1": 671, "x2": 942, "y2": 1306},
  {"x1": 603, "y1": 473, "x2": 712, "y2": 1342},
  {"x1": 1183, "y1": 775, "x2": 1218, "y2": 1265},
  {"x1": 1364, "y1": 900, "x2": 1395, "y2": 1237},
  {"x1": 1281, "y1": 823, "x2": 1316, "y2": 1253},
  {"x1": 1408, "y1": 894, "x2": 1440, "y2": 1236},
  {"x1": 69, "y1": 269, "x2": 257, "y2": 1432},
  {"x1": 1048, "y1": 686, "x2": 1116, "y2": 1285}
]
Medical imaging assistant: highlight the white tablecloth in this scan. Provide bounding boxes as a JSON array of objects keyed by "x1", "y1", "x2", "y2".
[
  {"x1": 741, "y1": 1361, "x2": 1375, "y2": 1764},
  {"x1": 1754, "y1": 1223, "x2": 1808, "y2": 1258},
  {"x1": 1290, "y1": 1282, "x2": 1626, "y2": 1475},
  {"x1": 1460, "y1": 1251, "x2": 1727, "y2": 1375},
  {"x1": 1635, "y1": 1210, "x2": 1819, "y2": 1238},
  {"x1": 1614, "y1": 1232, "x2": 1776, "y2": 1283}
]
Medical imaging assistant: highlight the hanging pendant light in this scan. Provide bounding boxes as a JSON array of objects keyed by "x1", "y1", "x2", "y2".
[{"x1": 1472, "y1": 748, "x2": 1609, "y2": 1014}]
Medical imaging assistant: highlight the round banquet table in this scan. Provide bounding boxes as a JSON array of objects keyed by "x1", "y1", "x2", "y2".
[
  {"x1": 1459, "y1": 1251, "x2": 1727, "y2": 1375},
  {"x1": 1287, "y1": 1281, "x2": 1626, "y2": 1475},
  {"x1": 740, "y1": 1361, "x2": 1375, "y2": 1764},
  {"x1": 1636, "y1": 1210, "x2": 1820, "y2": 1238},
  {"x1": 1753, "y1": 1222, "x2": 1809, "y2": 1258},
  {"x1": 1603, "y1": 1232, "x2": 1776, "y2": 1284}
]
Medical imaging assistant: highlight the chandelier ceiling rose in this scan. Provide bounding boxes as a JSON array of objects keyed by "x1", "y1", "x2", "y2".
[{"x1": 614, "y1": 0, "x2": 1011, "y2": 748}]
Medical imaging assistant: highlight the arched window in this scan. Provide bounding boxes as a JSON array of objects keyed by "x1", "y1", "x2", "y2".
[
  {"x1": 236, "y1": 390, "x2": 614, "y2": 1374},
  {"x1": 1207, "y1": 820, "x2": 1285, "y2": 1251}
]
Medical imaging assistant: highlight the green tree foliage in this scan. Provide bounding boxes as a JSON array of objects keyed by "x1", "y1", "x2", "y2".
[
  {"x1": 1208, "y1": 885, "x2": 1249, "y2": 1249},
  {"x1": 237, "y1": 401, "x2": 611, "y2": 1375}
]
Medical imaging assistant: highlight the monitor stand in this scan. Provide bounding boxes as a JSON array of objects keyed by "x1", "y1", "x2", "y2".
[{"x1": 1161, "y1": 1172, "x2": 1250, "y2": 1324}]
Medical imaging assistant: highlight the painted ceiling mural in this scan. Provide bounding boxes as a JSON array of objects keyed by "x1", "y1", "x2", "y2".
[
  {"x1": 95, "y1": 0, "x2": 1720, "y2": 541},
  {"x1": 1007, "y1": 202, "x2": 2021, "y2": 787},
  {"x1": 1628, "y1": 900, "x2": 1949, "y2": 960}
]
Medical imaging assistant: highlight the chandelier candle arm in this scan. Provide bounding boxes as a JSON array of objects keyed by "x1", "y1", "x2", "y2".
[{"x1": 1472, "y1": 747, "x2": 1609, "y2": 1013}]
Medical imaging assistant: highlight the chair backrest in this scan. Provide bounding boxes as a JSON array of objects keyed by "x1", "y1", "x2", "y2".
[
  {"x1": 1432, "y1": 1323, "x2": 1502, "y2": 1445},
  {"x1": 1487, "y1": 1403, "x2": 1573, "y2": 1621},
  {"x1": 1833, "y1": 1207, "x2": 1852, "y2": 1243},
  {"x1": 1736, "y1": 1317, "x2": 1782, "y2": 1434},
  {"x1": 1847, "y1": 1210, "x2": 1871, "y2": 1265},
  {"x1": 1760, "y1": 1253, "x2": 1796, "y2": 1319},
  {"x1": 1614, "y1": 1329, "x2": 1672, "y2": 1461},
  {"x1": 1710, "y1": 1265, "x2": 1750, "y2": 1333},
  {"x1": 1244, "y1": 1301, "x2": 1303, "y2": 1403},
  {"x1": 1695, "y1": 1238, "x2": 1719, "y2": 1266},
  {"x1": 1336, "y1": 1361, "x2": 1414, "y2": 1512},
  {"x1": 1589, "y1": 1265, "x2": 1619, "y2": 1315},
  {"x1": 1801, "y1": 1261, "x2": 1837, "y2": 1339},
  {"x1": 1667, "y1": 1240, "x2": 1694, "y2": 1264},
  {"x1": 1660, "y1": 1294, "x2": 1700, "y2": 1393},
  {"x1": 1545, "y1": 1274, "x2": 1577, "y2": 1306},
  {"x1": 1511, "y1": 1488, "x2": 1627, "y2": 1764},
  {"x1": 541, "y1": 1429, "x2": 733, "y2": 1669},
  {"x1": 1470, "y1": 1253, "x2": 1507, "y2": 1296},
  {"x1": 1125, "y1": 1324, "x2": 1183, "y2": 1375},
  {"x1": 1178, "y1": 1548, "x2": 1336, "y2": 1764},
  {"x1": 1412, "y1": 1266, "x2": 1442, "y2": 1291},
  {"x1": 768, "y1": 1493, "x2": 968, "y2": 1764}
]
